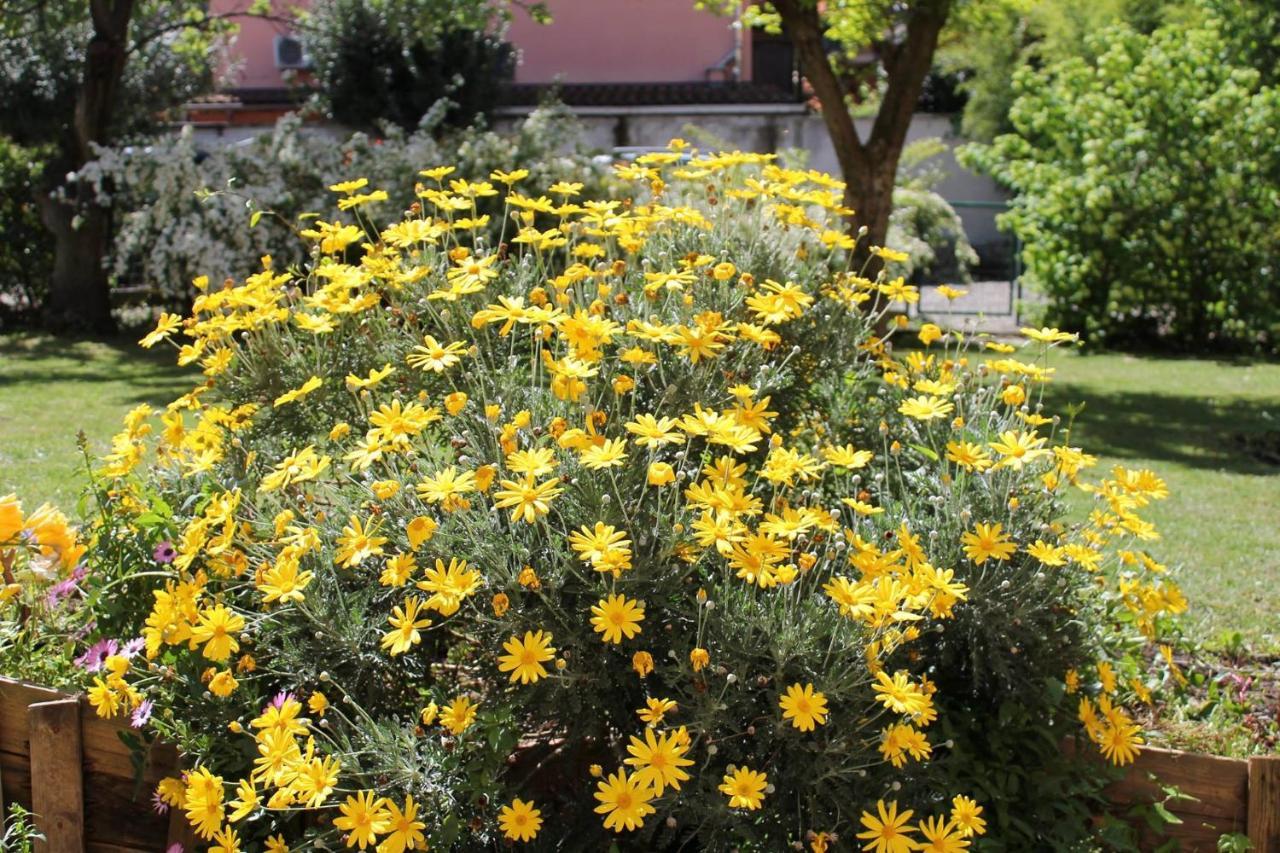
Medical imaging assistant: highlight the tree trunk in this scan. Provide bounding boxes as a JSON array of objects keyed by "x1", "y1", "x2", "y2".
[
  {"x1": 41, "y1": 0, "x2": 135, "y2": 332},
  {"x1": 775, "y1": 0, "x2": 951, "y2": 268},
  {"x1": 37, "y1": 191, "x2": 115, "y2": 334},
  {"x1": 776, "y1": 0, "x2": 869, "y2": 221},
  {"x1": 844, "y1": 159, "x2": 899, "y2": 269}
]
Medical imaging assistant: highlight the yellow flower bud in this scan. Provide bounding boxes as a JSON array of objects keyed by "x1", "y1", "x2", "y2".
[{"x1": 647, "y1": 462, "x2": 676, "y2": 486}]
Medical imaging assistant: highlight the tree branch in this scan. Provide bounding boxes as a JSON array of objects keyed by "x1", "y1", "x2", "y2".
[
  {"x1": 867, "y1": 0, "x2": 951, "y2": 158},
  {"x1": 772, "y1": 0, "x2": 870, "y2": 183},
  {"x1": 127, "y1": 8, "x2": 293, "y2": 56}
]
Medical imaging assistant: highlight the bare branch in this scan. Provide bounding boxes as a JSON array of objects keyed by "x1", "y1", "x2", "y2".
[{"x1": 127, "y1": 8, "x2": 293, "y2": 56}]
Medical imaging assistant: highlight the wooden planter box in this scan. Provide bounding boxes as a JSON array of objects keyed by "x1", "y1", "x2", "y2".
[
  {"x1": 2, "y1": 677, "x2": 1276, "y2": 851},
  {"x1": 1099, "y1": 744, "x2": 1280, "y2": 852},
  {"x1": 0, "y1": 677, "x2": 195, "y2": 852}
]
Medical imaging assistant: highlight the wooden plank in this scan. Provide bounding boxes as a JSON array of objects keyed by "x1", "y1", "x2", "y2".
[
  {"x1": 0, "y1": 750, "x2": 33, "y2": 810},
  {"x1": 1250, "y1": 755, "x2": 1280, "y2": 853},
  {"x1": 0, "y1": 682, "x2": 6, "y2": 819},
  {"x1": 1158, "y1": 814, "x2": 1239, "y2": 845},
  {"x1": 0, "y1": 676, "x2": 6, "y2": 819},
  {"x1": 83, "y1": 769, "x2": 174, "y2": 850},
  {"x1": 0, "y1": 679, "x2": 64, "y2": 757},
  {"x1": 80, "y1": 712, "x2": 175, "y2": 782},
  {"x1": 1107, "y1": 746, "x2": 1249, "y2": 824},
  {"x1": 28, "y1": 698, "x2": 85, "y2": 853},
  {"x1": 167, "y1": 803, "x2": 198, "y2": 850},
  {"x1": 0, "y1": 677, "x2": 64, "y2": 703}
]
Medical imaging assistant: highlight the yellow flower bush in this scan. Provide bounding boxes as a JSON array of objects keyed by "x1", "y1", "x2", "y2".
[
  {"x1": 75, "y1": 142, "x2": 1184, "y2": 850},
  {"x1": 0, "y1": 494, "x2": 95, "y2": 686}
]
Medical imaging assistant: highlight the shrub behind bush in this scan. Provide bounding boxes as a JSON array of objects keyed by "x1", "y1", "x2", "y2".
[
  {"x1": 964, "y1": 11, "x2": 1280, "y2": 352},
  {"x1": 302, "y1": 0, "x2": 517, "y2": 131},
  {"x1": 79, "y1": 105, "x2": 606, "y2": 313},
  {"x1": 0, "y1": 139, "x2": 54, "y2": 325}
]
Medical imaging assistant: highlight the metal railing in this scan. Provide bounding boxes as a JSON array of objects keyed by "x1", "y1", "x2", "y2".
[{"x1": 938, "y1": 199, "x2": 1022, "y2": 318}]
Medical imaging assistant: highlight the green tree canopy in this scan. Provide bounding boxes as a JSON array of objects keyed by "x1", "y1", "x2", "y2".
[
  {"x1": 0, "y1": 0, "x2": 250, "y2": 330},
  {"x1": 937, "y1": 0, "x2": 1280, "y2": 141},
  {"x1": 700, "y1": 0, "x2": 963, "y2": 263},
  {"x1": 300, "y1": 0, "x2": 546, "y2": 131},
  {"x1": 0, "y1": 2, "x2": 230, "y2": 154},
  {"x1": 964, "y1": 6, "x2": 1280, "y2": 350}
]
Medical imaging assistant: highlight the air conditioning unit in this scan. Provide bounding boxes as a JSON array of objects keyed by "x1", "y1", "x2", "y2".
[{"x1": 273, "y1": 35, "x2": 311, "y2": 70}]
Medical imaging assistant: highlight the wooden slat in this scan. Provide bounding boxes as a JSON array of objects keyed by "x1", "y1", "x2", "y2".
[
  {"x1": 1107, "y1": 746, "x2": 1250, "y2": 825},
  {"x1": 83, "y1": 769, "x2": 173, "y2": 850},
  {"x1": 81, "y1": 712, "x2": 175, "y2": 781},
  {"x1": 167, "y1": 803, "x2": 199, "y2": 850},
  {"x1": 28, "y1": 698, "x2": 85, "y2": 853},
  {"x1": 0, "y1": 683, "x2": 7, "y2": 818},
  {"x1": 0, "y1": 678, "x2": 63, "y2": 757},
  {"x1": 1157, "y1": 814, "x2": 1244, "y2": 845},
  {"x1": 0, "y1": 749, "x2": 33, "y2": 810},
  {"x1": 1, "y1": 676, "x2": 174, "y2": 779},
  {"x1": 1250, "y1": 755, "x2": 1280, "y2": 853}
]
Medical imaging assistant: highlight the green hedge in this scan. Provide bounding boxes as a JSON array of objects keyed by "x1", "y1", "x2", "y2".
[{"x1": 964, "y1": 12, "x2": 1280, "y2": 352}]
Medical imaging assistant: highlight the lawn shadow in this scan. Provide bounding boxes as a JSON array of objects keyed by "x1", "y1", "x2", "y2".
[
  {"x1": 0, "y1": 332, "x2": 193, "y2": 391},
  {"x1": 1042, "y1": 385, "x2": 1279, "y2": 476}
]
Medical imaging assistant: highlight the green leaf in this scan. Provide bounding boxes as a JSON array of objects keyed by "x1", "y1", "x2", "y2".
[{"x1": 909, "y1": 443, "x2": 939, "y2": 461}]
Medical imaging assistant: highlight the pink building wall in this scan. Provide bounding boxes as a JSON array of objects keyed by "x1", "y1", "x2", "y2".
[
  {"x1": 211, "y1": 0, "x2": 301, "y2": 89},
  {"x1": 209, "y1": 0, "x2": 748, "y2": 90},
  {"x1": 506, "y1": 0, "x2": 746, "y2": 84}
]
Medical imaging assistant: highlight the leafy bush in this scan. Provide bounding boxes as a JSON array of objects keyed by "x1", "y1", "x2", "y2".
[
  {"x1": 887, "y1": 187, "x2": 978, "y2": 285},
  {"x1": 963, "y1": 13, "x2": 1280, "y2": 352},
  {"x1": 302, "y1": 0, "x2": 521, "y2": 131},
  {"x1": 78, "y1": 105, "x2": 607, "y2": 312},
  {"x1": 0, "y1": 139, "x2": 52, "y2": 325},
  {"x1": 2, "y1": 803, "x2": 42, "y2": 853},
  {"x1": 55, "y1": 147, "x2": 1182, "y2": 850}
]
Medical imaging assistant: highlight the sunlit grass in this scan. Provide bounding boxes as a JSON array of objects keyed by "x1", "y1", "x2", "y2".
[
  {"x1": 0, "y1": 333, "x2": 193, "y2": 508},
  {"x1": 1040, "y1": 348, "x2": 1280, "y2": 651}
]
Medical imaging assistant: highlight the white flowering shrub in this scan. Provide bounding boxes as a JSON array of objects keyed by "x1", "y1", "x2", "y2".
[{"x1": 79, "y1": 105, "x2": 607, "y2": 311}]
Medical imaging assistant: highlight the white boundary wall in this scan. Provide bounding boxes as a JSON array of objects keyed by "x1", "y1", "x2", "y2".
[{"x1": 189, "y1": 107, "x2": 1010, "y2": 250}]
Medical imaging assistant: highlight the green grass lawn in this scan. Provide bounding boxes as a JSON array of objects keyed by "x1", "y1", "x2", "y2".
[
  {"x1": 1040, "y1": 349, "x2": 1280, "y2": 651},
  {"x1": 0, "y1": 333, "x2": 193, "y2": 508},
  {"x1": 1, "y1": 332, "x2": 1277, "y2": 650}
]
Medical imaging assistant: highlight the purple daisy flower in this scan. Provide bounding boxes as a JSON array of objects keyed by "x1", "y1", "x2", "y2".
[
  {"x1": 153, "y1": 541, "x2": 177, "y2": 564},
  {"x1": 131, "y1": 699, "x2": 154, "y2": 729},
  {"x1": 121, "y1": 636, "x2": 146, "y2": 659},
  {"x1": 44, "y1": 564, "x2": 87, "y2": 607},
  {"x1": 75, "y1": 638, "x2": 119, "y2": 672}
]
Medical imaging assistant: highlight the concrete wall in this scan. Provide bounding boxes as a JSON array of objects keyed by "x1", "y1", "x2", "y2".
[
  {"x1": 187, "y1": 106, "x2": 1009, "y2": 257},
  {"x1": 491, "y1": 107, "x2": 1010, "y2": 250}
]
